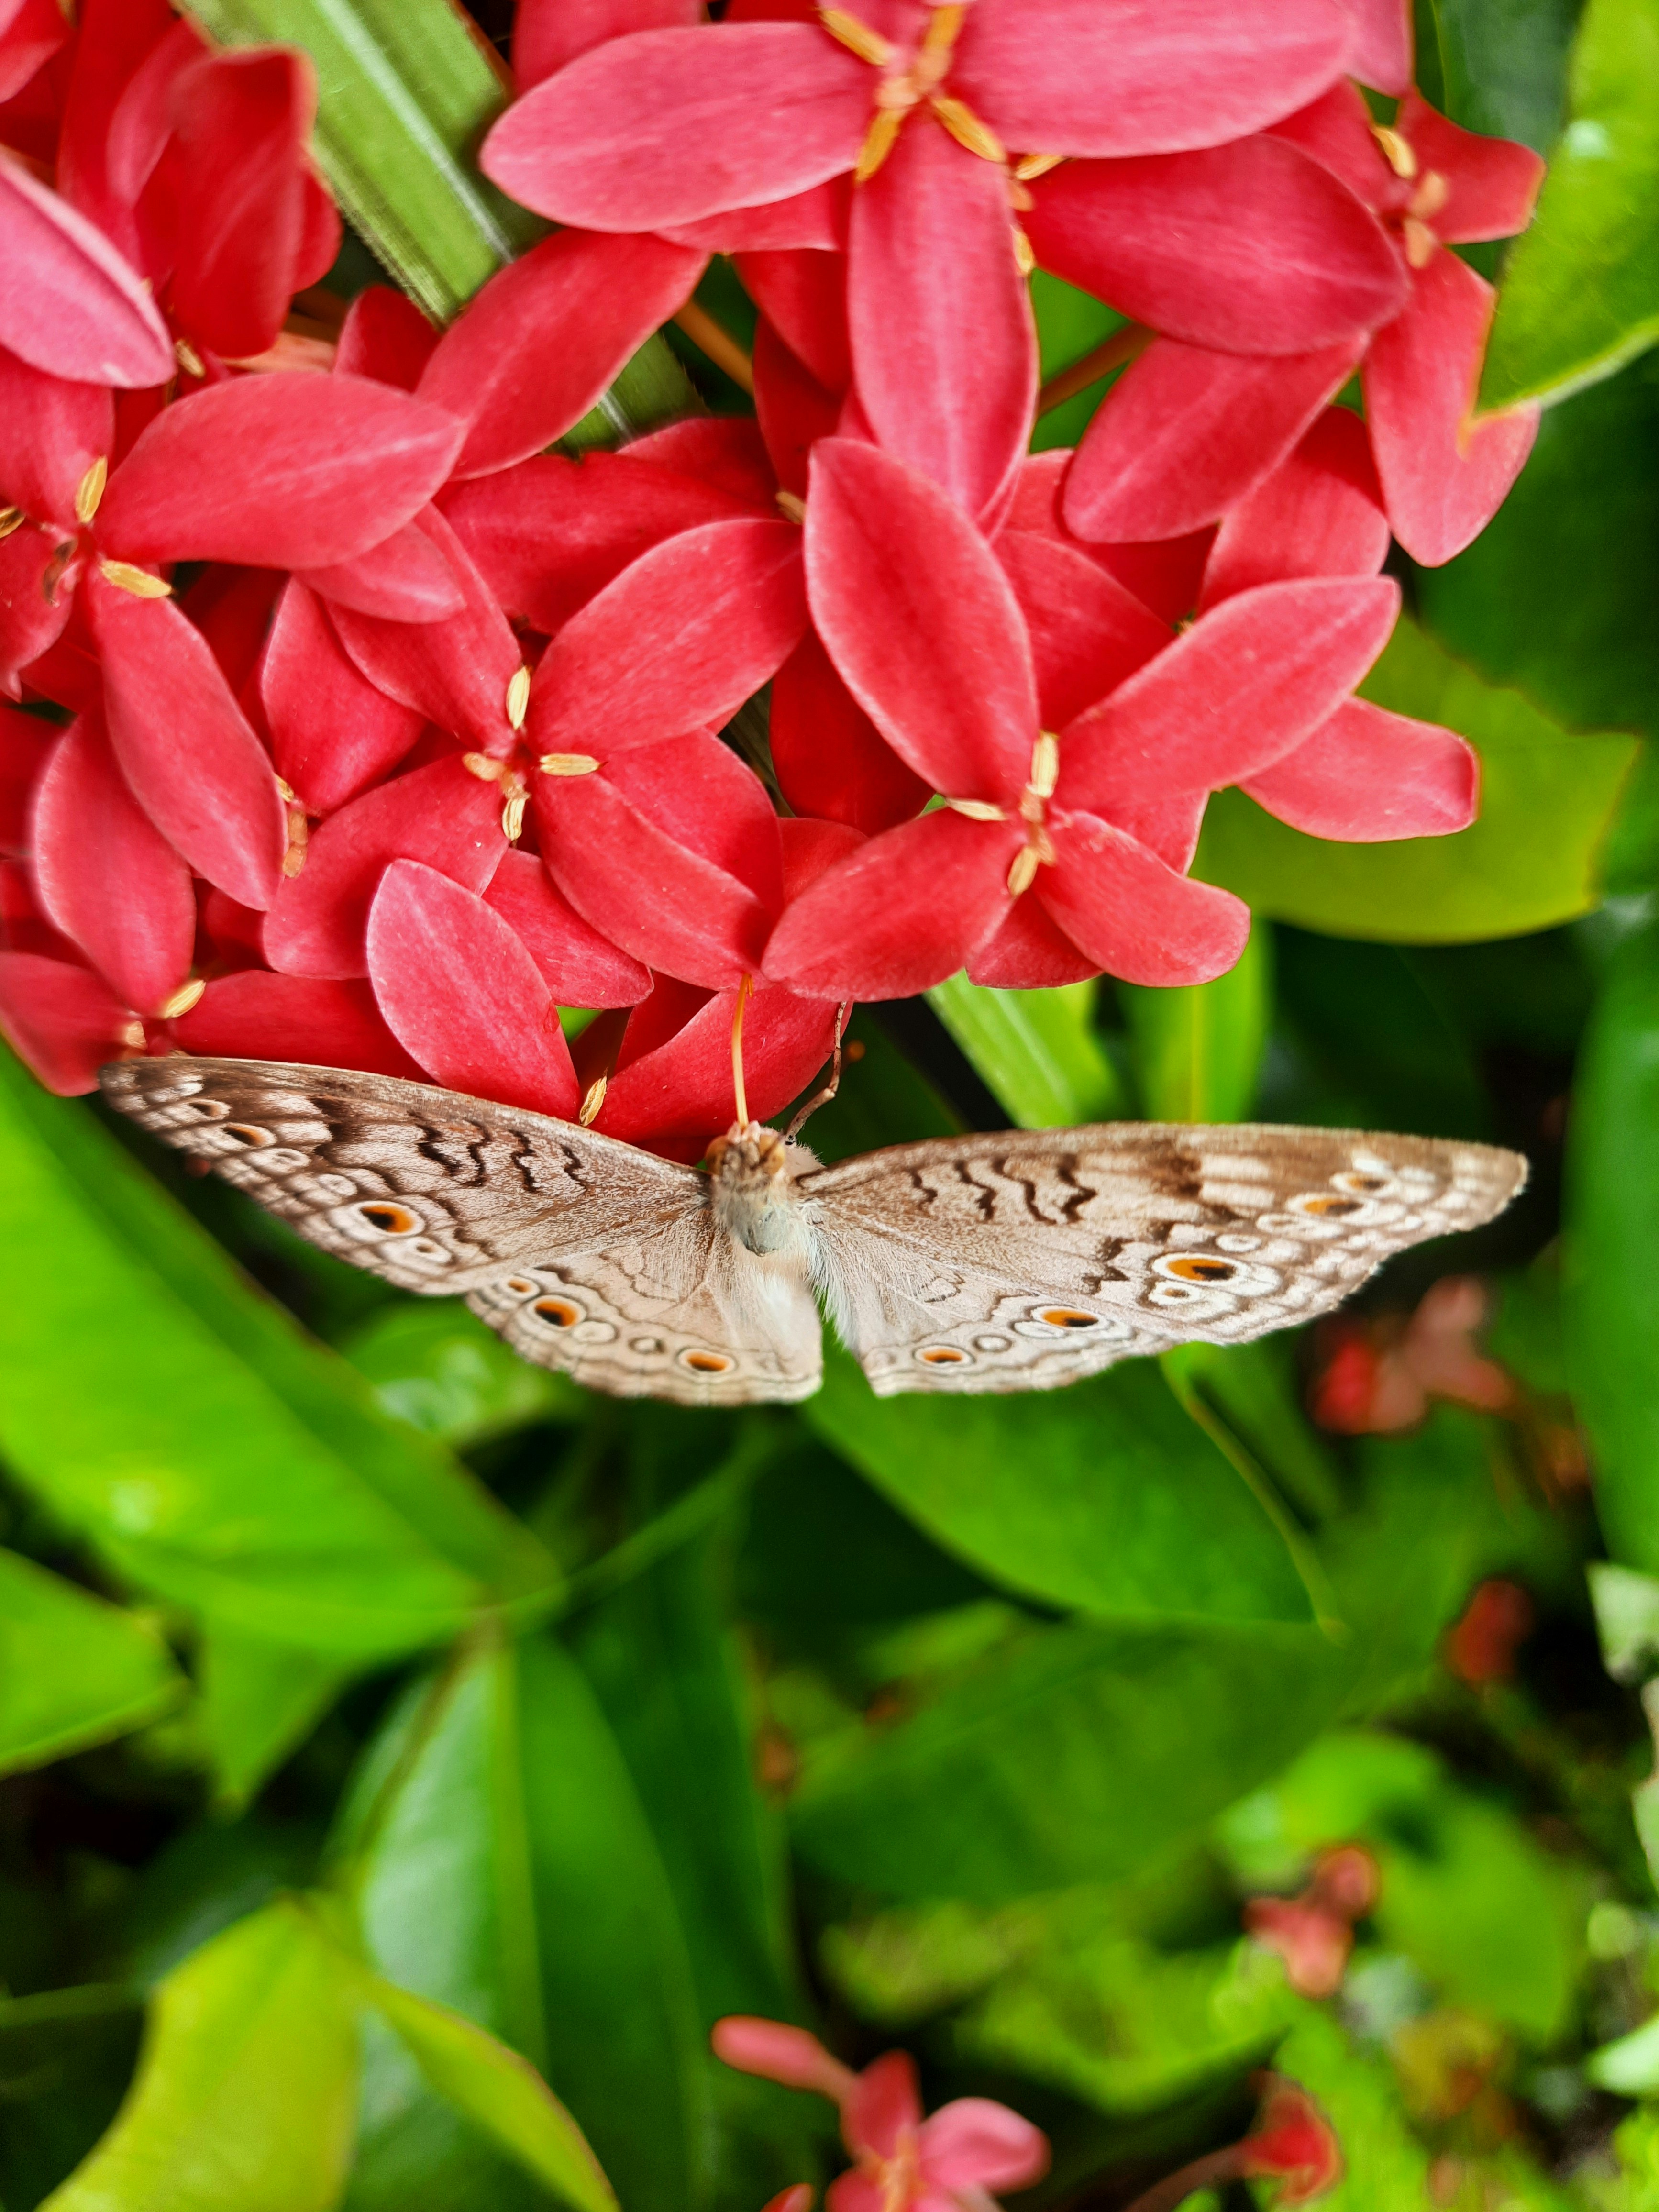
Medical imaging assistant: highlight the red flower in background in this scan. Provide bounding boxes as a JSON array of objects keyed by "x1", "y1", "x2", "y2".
[{"x1": 1122, "y1": 2077, "x2": 1342, "y2": 2212}]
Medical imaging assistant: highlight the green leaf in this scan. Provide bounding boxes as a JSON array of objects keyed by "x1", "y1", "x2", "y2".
[
  {"x1": 336, "y1": 1636, "x2": 710, "y2": 2212},
  {"x1": 1261, "y1": 2005, "x2": 1435, "y2": 2212},
  {"x1": 0, "y1": 1548, "x2": 182, "y2": 1775},
  {"x1": 1589, "y1": 1561, "x2": 1659, "y2": 1680},
  {"x1": 926, "y1": 977, "x2": 1127, "y2": 1127},
  {"x1": 1196, "y1": 617, "x2": 1638, "y2": 942},
  {"x1": 1423, "y1": 0, "x2": 1583, "y2": 150},
  {"x1": 0, "y1": 1987, "x2": 144, "y2": 2212},
  {"x1": 341, "y1": 1303, "x2": 583, "y2": 1446},
  {"x1": 365, "y1": 1979, "x2": 616, "y2": 2212},
  {"x1": 194, "y1": 1627, "x2": 354, "y2": 1811},
  {"x1": 40, "y1": 1901, "x2": 358, "y2": 2212},
  {"x1": 1418, "y1": 356, "x2": 1659, "y2": 739},
  {"x1": 0, "y1": 1052, "x2": 557, "y2": 1656},
  {"x1": 797, "y1": 1014, "x2": 962, "y2": 1167},
  {"x1": 1120, "y1": 924, "x2": 1271, "y2": 1121},
  {"x1": 805, "y1": 1343, "x2": 1313, "y2": 1626},
  {"x1": 1565, "y1": 921, "x2": 1659, "y2": 1573},
  {"x1": 1482, "y1": 0, "x2": 1659, "y2": 407}
]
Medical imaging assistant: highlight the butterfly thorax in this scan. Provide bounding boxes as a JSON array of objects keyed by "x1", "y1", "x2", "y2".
[{"x1": 706, "y1": 1122, "x2": 818, "y2": 1259}]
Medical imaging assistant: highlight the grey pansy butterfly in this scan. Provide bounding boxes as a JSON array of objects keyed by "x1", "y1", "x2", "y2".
[{"x1": 100, "y1": 1058, "x2": 1526, "y2": 1408}]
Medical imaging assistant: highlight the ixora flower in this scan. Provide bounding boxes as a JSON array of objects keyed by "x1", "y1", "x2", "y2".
[
  {"x1": 1244, "y1": 1841, "x2": 1380, "y2": 1998},
  {"x1": 481, "y1": 0, "x2": 1357, "y2": 517},
  {"x1": 1122, "y1": 2077, "x2": 1342, "y2": 2212},
  {"x1": 712, "y1": 2015, "x2": 1050, "y2": 2211}
]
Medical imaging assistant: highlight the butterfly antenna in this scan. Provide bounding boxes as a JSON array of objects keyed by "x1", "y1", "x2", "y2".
[
  {"x1": 730, "y1": 974, "x2": 753, "y2": 1128},
  {"x1": 785, "y1": 1001, "x2": 851, "y2": 1141}
]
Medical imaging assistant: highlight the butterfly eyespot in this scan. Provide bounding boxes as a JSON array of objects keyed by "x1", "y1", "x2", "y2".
[
  {"x1": 1291, "y1": 1194, "x2": 1362, "y2": 1218},
  {"x1": 504, "y1": 1278, "x2": 540, "y2": 1296},
  {"x1": 221, "y1": 1123, "x2": 274, "y2": 1148},
  {"x1": 533, "y1": 1297, "x2": 581, "y2": 1328},
  {"x1": 1158, "y1": 1254, "x2": 1240, "y2": 1285},
  {"x1": 1333, "y1": 1172, "x2": 1390, "y2": 1195},
  {"x1": 681, "y1": 1349, "x2": 734, "y2": 1374},
  {"x1": 917, "y1": 1346, "x2": 970, "y2": 1366},
  {"x1": 176, "y1": 1098, "x2": 229, "y2": 1122},
  {"x1": 1038, "y1": 1307, "x2": 1099, "y2": 1329},
  {"x1": 354, "y1": 1201, "x2": 420, "y2": 1236},
  {"x1": 631, "y1": 1335, "x2": 665, "y2": 1355}
]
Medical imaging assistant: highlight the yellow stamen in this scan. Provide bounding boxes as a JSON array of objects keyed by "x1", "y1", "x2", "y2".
[
  {"x1": 1011, "y1": 224, "x2": 1035, "y2": 276},
  {"x1": 117, "y1": 1019, "x2": 147, "y2": 1052},
  {"x1": 818, "y1": 5, "x2": 893, "y2": 65},
  {"x1": 98, "y1": 559, "x2": 171, "y2": 598},
  {"x1": 854, "y1": 106, "x2": 905, "y2": 182},
  {"x1": 1007, "y1": 844, "x2": 1040, "y2": 896},
  {"x1": 730, "y1": 973, "x2": 753, "y2": 1128},
  {"x1": 502, "y1": 790, "x2": 527, "y2": 841},
  {"x1": 775, "y1": 489, "x2": 807, "y2": 524},
  {"x1": 275, "y1": 775, "x2": 298, "y2": 802},
  {"x1": 1371, "y1": 123, "x2": 1418, "y2": 178},
  {"x1": 463, "y1": 751, "x2": 505, "y2": 781},
  {"x1": 1408, "y1": 170, "x2": 1450, "y2": 221},
  {"x1": 1029, "y1": 732, "x2": 1059, "y2": 798},
  {"x1": 74, "y1": 456, "x2": 107, "y2": 524},
  {"x1": 506, "y1": 665, "x2": 531, "y2": 730},
  {"x1": 539, "y1": 752, "x2": 601, "y2": 776},
  {"x1": 931, "y1": 94, "x2": 1004, "y2": 164},
  {"x1": 174, "y1": 337, "x2": 206, "y2": 377},
  {"x1": 1014, "y1": 152, "x2": 1064, "y2": 182},
  {"x1": 156, "y1": 977, "x2": 206, "y2": 1019},
  {"x1": 1401, "y1": 215, "x2": 1438, "y2": 268},
  {"x1": 920, "y1": 3, "x2": 965, "y2": 57},
  {"x1": 578, "y1": 1074, "x2": 608, "y2": 1126},
  {"x1": 948, "y1": 798, "x2": 1007, "y2": 821},
  {"x1": 0, "y1": 506, "x2": 24, "y2": 540},
  {"x1": 282, "y1": 807, "x2": 309, "y2": 878}
]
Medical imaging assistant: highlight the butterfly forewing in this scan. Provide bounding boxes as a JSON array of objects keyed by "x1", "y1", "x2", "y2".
[{"x1": 800, "y1": 1123, "x2": 1527, "y2": 1396}]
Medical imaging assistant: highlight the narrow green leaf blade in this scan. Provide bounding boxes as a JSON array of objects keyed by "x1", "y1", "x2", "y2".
[
  {"x1": 0, "y1": 1549, "x2": 182, "y2": 1775},
  {"x1": 1195, "y1": 617, "x2": 1637, "y2": 941},
  {"x1": 1482, "y1": 0, "x2": 1659, "y2": 408},
  {"x1": 926, "y1": 977, "x2": 1127, "y2": 1128},
  {"x1": 40, "y1": 1901, "x2": 358, "y2": 2212},
  {"x1": 1120, "y1": 924, "x2": 1271, "y2": 1121}
]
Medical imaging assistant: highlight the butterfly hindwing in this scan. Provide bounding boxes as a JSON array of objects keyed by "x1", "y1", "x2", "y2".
[{"x1": 801, "y1": 1122, "x2": 1527, "y2": 1396}]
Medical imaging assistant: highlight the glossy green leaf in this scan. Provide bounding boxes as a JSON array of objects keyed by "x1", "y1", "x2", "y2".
[
  {"x1": 1120, "y1": 924, "x2": 1271, "y2": 1121},
  {"x1": 1564, "y1": 920, "x2": 1659, "y2": 1573},
  {"x1": 194, "y1": 1627, "x2": 353, "y2": 1810},
  {"x1": 1482, "y1": 0, "x2": 1659, "y2": 407},
  {"x1": 1419, "y1": 356, "x2": 1659, "y2": 739},
  {"x1": 0, "y1": 1051, "x2": 557, "y2": 1655},
  {"x1": 337, "y1": 1636, "x2": 709, "y2": 2212},
  {"x1": 1422, "y1": 0, "x2": 1582, "y2": 149},
  {"x1": 41, "y1": 1901, "x2": 357, "y2": 2212},
  {"x1": 0, "y1": 1986, "x2": 144, "y2": 2212},
  {"x1": 806, "y1": 1343, "x2": 1312, "y2": 1626},
  {"x1": 1196, "y1": 618, "x2": 1637, "y2": 942},
  {"x1": 342, "y1": 1304, "x2": 581, "y2": 1446},
  {"x1": 0, "y1": 1548, "x2": 182, "y2": 1775},
  {"x1": 366, "y1": 1978, "x2": 616, "y2": 2212},
  {"x1": 926, "y1": 977, "x2": 1127, "y2": 1127}
]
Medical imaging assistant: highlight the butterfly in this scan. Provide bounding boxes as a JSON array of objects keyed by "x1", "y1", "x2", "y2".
[{"x1": 100, "y1": 1057, "x2": 1526, "y2": 1407}]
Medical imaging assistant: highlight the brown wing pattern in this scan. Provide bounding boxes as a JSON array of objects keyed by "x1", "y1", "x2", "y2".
[{"x1": 801, "y1": 1122, "x2": 1527, "y2": 1396}]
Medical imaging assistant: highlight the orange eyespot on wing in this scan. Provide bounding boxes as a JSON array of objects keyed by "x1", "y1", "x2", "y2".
[
  {"x1": 1039, "y1": 1307, "x2": 1099, "y2": 1328},
  {"x1": 1160, "y1": 1254, "x2": 1241, "y2": 1284},
  {"x1": 355, "y1": 1200, "x2": 420, "y2": 1236},
  {"x1": 918, "y1": 1346, "x2": 969, "y2": 1365},
  {"x1": 680, "y1": 1349, "x2": 734, "y2": 1374},
  {"x1": 533, "y1": 1296, "x2": 580, "y2": 1327}
]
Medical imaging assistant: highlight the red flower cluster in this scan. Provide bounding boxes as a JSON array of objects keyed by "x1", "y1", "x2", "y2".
[{"x1": 0, "y1": 0, "x2": 1542, "y2": 1157}]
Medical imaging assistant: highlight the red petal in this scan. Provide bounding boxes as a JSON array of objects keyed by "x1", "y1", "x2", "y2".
[
  {"x1": 1110, "y1": 789, "x2": 1209, "y2": 871},
  {"x1": 0, "y1": 0, "x2": 69, "y2": 107},
  {"x1": 261, "y1": 581, "x2": 425, "y2": 814},
  {"x1": 1062, "y1": 575, "x2": 1400, "y2": 807},
  {"x1": 484, "y1": 847, "x2": 651, "y2": 1006},
  {"x1": 659, "y1": 177, "x2": 850, "y2": 252},
  {"x1": 514, "y1": 0, "x2": 701, "y2": 89},
  {"x1": 1025, "y1": 139, "x2": 1405, "y2": 355},
  {"x1": 737, "y1": 246, "x2": 849, "y2": 392},
  {"x1": 0, "y1": 949, "x2": 132, "y2": 1091},
  {"x1": 181, "y1": 563, "x2": 283, "y2": 696},
  {"x1": 1063, "y1": 336, "x2": 1361, "y2": 541},
  {"x1": 0, "y1": 346, "x2": 111, "y2": 529},
  {"x1": 770, "y1": 629, "x2": 928, "y2": 832},
  {"x1": 1241, "y1": 696, "x2": 1477, "y2": 839},
  {"x1": 954, "y1": 0, "x2": 1349, "y2": 156},
  {"x1": 920, "y1": 2099, "x2": 1050, "y2": 2194},
  {"x1": 335, "y1": 285, "x2": 438, "y2": 389},
  {"x1": 1268, "y1": 81, "x2": 1392, "y2": 208},
  {"x1": 1395, "y1": 90, "x2": 1544, "y2": 243},
  {"x1": 1005, "y1": 452, "x2": 1213, "y2": 624},
  {"x1": 0, "y1": 696, "x2": 52, "y2": 853},
  {"x1": 848, "y1": 120, "x2": 1035, "y2": 522},
  {"x1": 98, "y1": 372, "x2": 466, "y2": 568},
  {"x1": 29, "y1": 710, "x2": 195, "y2": 1012},
  {"x1": 295, "y1": 168, "x2": 341, "y2": 292},
  {"x1": 805, "y1": 439, "x2": 1036, "y2": 800},
  {"x1": 56, "y1": 0, "x2": 180, "y2": 254},
  {"x1": 298, "y1": 516, "x2": 467, "y2": 623},
  {"x1": 753, "y1": 315, "x2": 841, "y2": 498},
  {"x1": 163, "y1": 47, "x2": 317, "y2": 361},
  {"x1": 764, "y1": 807, "x2": 1018, "y2": 999},
  {"x1": 0, "y1": 154, "x2": 173, "y2": 386},
  {"x1": 441, "y1": 452, "x2": 755, "y2": 634},
  {"x1": 1199, "y1": 406, "x2": 1388, "y2": 610},
  {"x1": 172, "y1": 969, "x2": 426, "y2": 1080},
  {"x1": 1, "y1": 525, "x2": 77, "y2": 697},
  {"x1": 1042, "y1": 814, "x2": 1250, "y2": 986},
  {"x1": 846, "y1": 2054, "x2": 923, "y2": 2165},
  {"x1": 263, "y1": 754, "x2": 507, "y2": 980},
  {"x1": 480, "y1": 24, "x2": 867, "y2": 230},
  {"x1": 995, "y1": 529, "x2": 1171, "y2": 729},
  {"x1": 779, "y1": 814, "x2": 864, "y2": 896},
  {"x1": 329, "y1": 507, "x2": 521, "y2": 750},
  {"x1": 599, "y1": 976, "x2": 837, "y2": 1158},
  {"x1": 535, "y1": 731, "x2": 781, "y2": 988},
  {"x1": 86, "y1": 568, "x2": 288, "y2": 909},
  {"x1": 529, "y1": 517, "x2": 807, "y2": 752},
  {"x1": 420, "y1": 229, "x2": 705, "y2": 479},
  {"x1": 614, "y1": 971, "x2": 712, "y2": 1070},
  {"x1": 625, "y1": 417, "x2": 778, "y2": 508},
  {"x1": 366, "y1": 859, "x2": 578, "y2": 1118},
  {"x1": 1363, "y1": 253, "x2": 1538, "y2": 566},
  {"x1": 1335, "y1": 0, "x2": 1411, "y2": 93},
  {"x1": 966, "y1": 895, "x2": 1098, "y2": 988}
]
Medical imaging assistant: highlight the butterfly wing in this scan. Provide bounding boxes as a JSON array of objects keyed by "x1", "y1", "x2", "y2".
[
  {"x1": 100, "y1": 1059, "x2": 822, "y2": 1406},
  {"x1": 798, "y1": 1122, "x2": 1527, "y2": 1396}
]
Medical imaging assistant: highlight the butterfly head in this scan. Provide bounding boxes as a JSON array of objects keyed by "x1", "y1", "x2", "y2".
[{"x1": 707, "y1": 1122, "x2": 818, "y2": 1258}]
